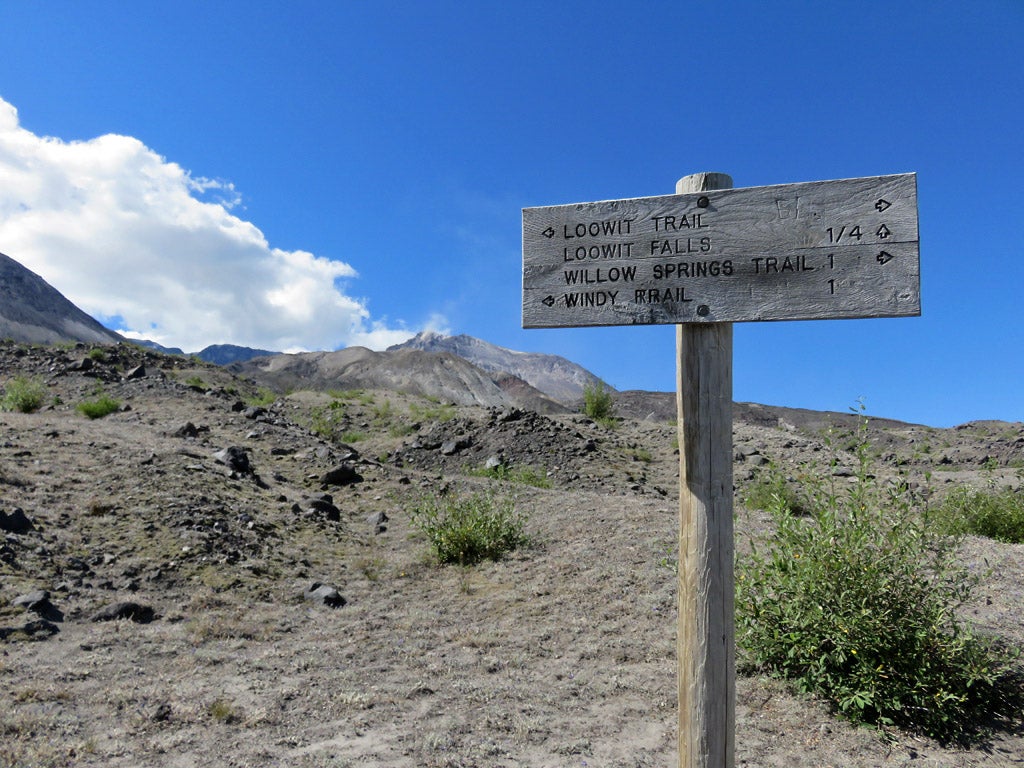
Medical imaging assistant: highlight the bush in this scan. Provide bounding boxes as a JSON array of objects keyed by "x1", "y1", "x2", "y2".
[
  {"x1": 744, "y1": 465, "x2": 808, "y2": 516},
  {"x1": 411, "y1": 490, "x2": 528, "y2": 566},
  {"x1": 935, "y1": 485, "x2": 1024, "y2": 544},
  {"x1": 735, "y1": 414, "x2": 1023, "y2": 743},
  {"x1": 582, "y1": 382, "x2": 616, "y2": 424},
  {"x1": 1, "y1": 376, "x2": 47, "y2": 413},
  {"x1": 77, "y1": 395, "x2": 121, "y2": 419}
]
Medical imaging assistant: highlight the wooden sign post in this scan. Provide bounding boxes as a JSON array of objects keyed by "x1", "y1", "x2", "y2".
[
  {"x1": 522, "y1": 171, "x2": 919, "y2": 768},
  {"x1": 675, "y1": 172, "x2": 735, "y2": 768}
]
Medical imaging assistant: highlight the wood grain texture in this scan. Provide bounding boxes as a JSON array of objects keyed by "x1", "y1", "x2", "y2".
[
  {"x1": 677, "y1": 173, "x2": 735, "y2": 768},
  {"x1": 522, "y1": 173, "x2": 919, "y2": 328}
]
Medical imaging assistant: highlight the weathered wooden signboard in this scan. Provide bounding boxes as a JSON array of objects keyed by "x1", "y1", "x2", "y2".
[
  {"x1": 523, "y1": 171, "x2": 920, "y2": 768},
  {"x1": 523, "y1": 173, "x2": 919, "y2": 328}
]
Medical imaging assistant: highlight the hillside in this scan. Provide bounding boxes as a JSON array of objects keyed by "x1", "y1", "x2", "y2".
[
  {"x1": 2, "y1": 340, "x2": 1023, "y2": 766},
  {"x1": 0, "y1": 251, "x2": 122, "y2": 345},
  {"x1": 389, "y1": 331, "x2": 607, "y2": 404},
  {"x1": 230, "y1": 346, "x2": 568, "y2": 414}
]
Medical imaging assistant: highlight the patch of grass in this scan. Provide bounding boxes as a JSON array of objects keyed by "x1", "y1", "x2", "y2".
[
  {"x1": 208, "y1": 698, "x2": 240, "y2": 724},
  {"x1": 87, "y1": 347, "x2": 107, "y2": 362},
  {"x1": 246, "y1": 387, "x2": 278, "y2": 406},
  {"x1": 308, "y1": 400, "x2": 347, "y2": 441},
  {"x1": 340, "y1": 430, "x2": 368, "y2": 443},
  {"x1": 935, "y1": 485, "x2": 1024, "y2": 544},
  {"x1": 409, "y1": 400, "x2": 456, "y2": 423},
  {"x1": 410, "y1": 490, "x2": 529, "y2": 566},
  {"x1": 469, "y1": 463, "x2": 552, "y2": 489},
  {"x1": 76, "y1": 394, "x2": 121, "y2": 419},
  {"x1": 328, "y1": 388, "x2": 375, "y2": 405},
  {"x1": 743, "y1": 465, "x2": 808, "y2": 516},
  {"x1": 1, "y1": 376, "x2": 47, "y2": 413},
  {"x1": 632, "y1": 447, "x2": 653, "y2": 463},
  {"x1": 736, "y1": 411, "x2": 1024, "y2": 744}
]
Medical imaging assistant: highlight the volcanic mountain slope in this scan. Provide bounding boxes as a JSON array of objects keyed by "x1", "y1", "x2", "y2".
[
  {"x1": 230, "y1": 345, "x2": 568, "y2": 413},
  {"x1": 0, "y1": 251, "x2": 122, "y2": 345},
  {"x1": 1, "y1": 340, "x2": 1023, "y2": 767},
  {"x1": 389, "y1": 330, "x2": 607, "y2": 404}
]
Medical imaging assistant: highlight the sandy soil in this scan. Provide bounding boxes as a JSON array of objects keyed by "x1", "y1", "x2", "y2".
[{"x1": 2, "y1": 342, "x2": 1022, "y2": 767}]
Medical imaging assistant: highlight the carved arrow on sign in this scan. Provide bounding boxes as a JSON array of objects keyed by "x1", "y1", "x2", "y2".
[
  {"x1": 877, "y1": 251, "x2": 894, "y2": 265},
  {"x1": 876, "y1": 224, "x2": 891, "y2": 239},
  {"x1": 875, "y1": 198, "x2": 892, "y2": 212},
  {"x1": 542, "y1": 295, "x2": 556, "y2": 307},
  {"x1": 542, "y1": 227, "x2": 555, "y2": 239}
]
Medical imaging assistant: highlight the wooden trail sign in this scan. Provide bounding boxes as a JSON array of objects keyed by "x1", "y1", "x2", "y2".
[
  {"x1": 522, "y1": 171, "x2": 920, "y2": 768},
  {"x1": 523, "y1": 173, "x2": 919, "y2": 328}
]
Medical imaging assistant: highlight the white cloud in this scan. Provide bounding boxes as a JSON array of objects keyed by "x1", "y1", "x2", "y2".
[{"x1": 0, "y1": 95, "x2": 430, "y2": 352}]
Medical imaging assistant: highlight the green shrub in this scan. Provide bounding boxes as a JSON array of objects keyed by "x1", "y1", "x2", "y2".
[
  {"x1": 1, "y1": 376, "x2": 47, "y2": 413},
  {"x1": 736, "y1": 415, "x2": 1023, "y2": 744},
  {"x1": 408, "y1": 400, "x2": 455, "y2": 423},
  {"x1": 582, "y1": 381, "x2": 616, "y2": 423},
  {"x1": 744, "y1": 465, "x2": 808, "y2": 516},
  {"x1": 246, "y1": 387, "x2": 278, "y2": 406},
  {"x1": 308, "y1": 400, "x2": 346, "y2": 441},
  {"x1": 76, "y1": 395, "x2": 121, "y2": 419},
  {"x1": 411, "y1": 490, "x2": 528, "y2": 566},
  {"x1": 936, "y1": 485, "x2": 1024, "y2": 544}
]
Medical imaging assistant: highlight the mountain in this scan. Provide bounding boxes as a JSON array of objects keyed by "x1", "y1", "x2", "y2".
[
  {"x1": 388, "y1": 331, "x2": 607, "y2": 404},
  {"x1": 229, "y1": 346, "x2": 567, "y2": 413},
  {"x1": 0, "y1": 251, "x2": 122, "y2": 345},
  {"x1": 195, "y1": 344, "x2": 276, "y2": 365}
]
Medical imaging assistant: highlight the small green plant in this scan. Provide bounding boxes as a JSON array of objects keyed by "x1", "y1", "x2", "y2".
[
  {"x1": 184, "y1": 375, "x2": 207, "y2": 389},
  {"x1": 76, "y1": 394, "x2": 121, "y2": 419},
  {"x1": 935, "y1": 485, "x2": 1024, "y2": 544},
  {"x1": 208, "y1": 698, "x2": 240, "y2": 724},
  {"x1": 409, "y1": 400, "x2": 456, "y2": 423},
  {"x1": 411, "y1": 490, "x2": 528, "y2": 566},
  {"x1": 469, "y1": 463, "x2": 552, "y2": 489},
  {"x1": 744, "y1": 465, "x2": 808, "y2": 516},
  {"x1": 582, "y1": 382, "x2": 616, "y2": 426},
  {"x1": 308, "y1": 400, "x2": 346, "y2": 441},
  {"x1": 736, "y1": 410, "x2": 1024, "y2": 744},
  {"x1": 1, "y1": 376, "x2": 47, "y2": 413},
  {"x1": 87, "y1": 347, "x2": 107, "y2": 362},
  {"x1": 246, "y1": 387, "x2": 278, "y2": 406}
]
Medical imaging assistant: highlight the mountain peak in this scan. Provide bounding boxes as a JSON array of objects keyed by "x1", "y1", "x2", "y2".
[
  {"x1": 388, "y1": 331, "x2": 607, "y2": 404},
  {"x1": 0, "y1": 251, "x2": 123, "y2": 345}
]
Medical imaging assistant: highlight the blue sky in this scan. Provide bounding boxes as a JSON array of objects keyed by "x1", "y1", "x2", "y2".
[{"x1": 0, "y1": 1, "x2": 1021, "y2": 427}]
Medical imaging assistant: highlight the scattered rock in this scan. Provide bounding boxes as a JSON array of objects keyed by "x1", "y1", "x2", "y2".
[
  {"x1": 303, "y1": 582, "x2": 346, "y2": 608},
  {"x1": 214, "y1": 446, "x2": 251, "y2": 474},
  {"x1": 304, "y1": 497, "x2": 341, "y2": 521},
  {"x1": 12, "y1": 590, "x2": 50, "y2": 611},
  {"x1": 0, "y1": 619, "x2": 60, "y2": 641},
  {"x1": 322, "y1": 463, "x2": 363, "y2": 486},
  {"x1": 367, "y1": 510, "x2": 389, "y2": 534},
  {"x1": 90, "y1": 601, "x2": 156, "y2": 623},
  {"x1": 173, "y1": 422, "x2": 200, "y2": 438},
  {"x1": 0, "y1": 507, "x2": 35, "y2": 534},
  {"x1": 440, "y1": 436, "x2": 472, "y2": 455},
  {"x1": 123, "y1": 364, "x2": 147, "y2": 380}
]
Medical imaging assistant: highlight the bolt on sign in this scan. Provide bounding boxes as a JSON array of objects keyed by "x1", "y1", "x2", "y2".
[{"x1": 522, "y1": 173, "x2": 919, "y2": 328}]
